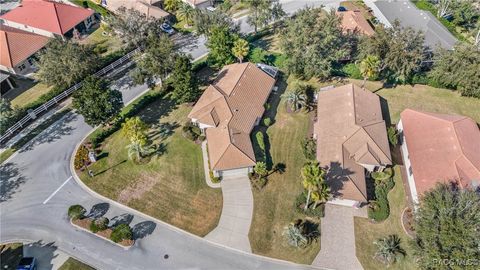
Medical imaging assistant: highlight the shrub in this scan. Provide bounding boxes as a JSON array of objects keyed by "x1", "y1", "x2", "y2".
[
  {"x1": 294, "y1": 192, "x2": 325, "y2": 217},
  {"x1": 248, "y1": 47, "x2": 267, "y2": 63},
  {"x1": 263, "y1": 117, "x2": 271, "y2": 127},
  {"x1": 387, "y1": 126, "x2": 398, "y2": 146},
  {"x1": 110, "y1": 224, "x2": 133, "y2": 243},
  {"x1": 68, "y1": 205, "x2": 86, "y2": 220},
  {"x1": 255, "y1": 131, "x2": 265, "y2": 152},
  {"x1": 301, "y1": 138, "x2": 317, "y2": 160},
  {"x1": 264, "y1": 103, "x2": 271, "y2": 110},
  {"x1": 74, "y1": 145, "x2": 90, "y2": 170},
  {"x1": 209, "y1": 170, "x2": 221, "y2": 183},
  {"x1": 368, "y1": 178, "x2": 395, "y2": 221},
  {"x1": 371, "y1": 168, "x2": 394, "y2": 184},
  {"x1": 90, "y1": 217, "x2": 109, "y2": 233},
  {"x1": 342, "y1": 63, "x2": 363, "y2": 79},
  {"x1": 182, "y1": 122, "x2": 201, "y2": 141},
  {"x1": 254, "y1": 161, "x2": 268, "y2": 177}
]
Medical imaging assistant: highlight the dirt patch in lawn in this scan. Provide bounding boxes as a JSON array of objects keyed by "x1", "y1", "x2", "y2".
[{"x1": 118, "y1": 173, "x2": 160, "y2": 204}]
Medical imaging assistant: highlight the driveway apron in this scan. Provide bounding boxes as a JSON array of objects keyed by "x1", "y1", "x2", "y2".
[{"x1": 205, "y1": 175, "x2": 253, "y2": 253}]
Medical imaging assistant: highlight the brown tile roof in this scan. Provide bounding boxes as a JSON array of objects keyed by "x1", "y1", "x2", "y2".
[
  {"x1": 400, "y1": 109, "x2": 480, "y2": 194},
  {"x1": 105, "y1": 0, "x2": 170, "y2": 19},
  {"x1": 336, "y1": 10, "x2": 374, "y2": 36},
  {"x1": 0, "y1": 25, "x2": 49, "y2": 68},
  {"x1": 188, "y1": 63, "x2": 276, "y2": 171},
  {"x1": 0, "y1": 0, "x2": 94, "y2": 36},
  {"x1": 314, "y1": 84, "x2": 392, "y2": 202}
]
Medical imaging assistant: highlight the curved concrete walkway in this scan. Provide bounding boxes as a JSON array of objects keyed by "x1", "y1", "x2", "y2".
[
  {"x1": 312, "y1": 203, "x2": 367, "y2": 270},
  {"x1": 205, "y1": 175, "x2": 254, "y2": 253}
]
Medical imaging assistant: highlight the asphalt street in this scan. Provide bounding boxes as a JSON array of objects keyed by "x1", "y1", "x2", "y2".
[{"x1": 1, "y1": 1, "x2": 341, "y2": 269}]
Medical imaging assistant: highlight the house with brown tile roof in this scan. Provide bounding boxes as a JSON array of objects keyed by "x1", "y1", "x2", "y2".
[
  {"x1": 313, "y1": 84, "x2": 391, "y2": 205},
  {"x1": 182, "y1": 0, "x2": 212, "y2": 9},
  {"x1": 0, "y1": 0, "x2": 95, "y2": 38},
  {"x1": 104, "y1": 0, "x2": 170, "y2": 19},
  {"x1": 0, "y1": 25, "x2": 49, "y2": 75},
  {"x1": 188, "y1": 62, "x2": 276, "y2": 177},
  {"x1": 336, "y1": 10, "x2": 374, "y2": 36},
  {"x1": 398, "y1": 109, "x2": 480, "y2": 204}
]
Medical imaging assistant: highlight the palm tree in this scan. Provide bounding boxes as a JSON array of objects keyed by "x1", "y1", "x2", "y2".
[
  {"x1": 359, "y1": 55, "x2": 380, "y2": 89},
  {"x1": 282, "y1": 88, "x2": 308, "y2": 112},
  {"x1": 232, "y1": 38, "x2": 249, "y2": 63},
  {"x1": 374, "y1": 234, "x2": 406, "y2": 265},
  {"x1": 164, "y1": 0, "x2": 181, "y2": 13},
  {"x1": 126, "y1": 141, "x2": 147, "y2": 163},
  {"x1": 311, "y1": 182, "x2": 330, "y2": 209},
  {"x1": 301, "y1": 161, "x2": 325, "y2": 211},
  {"x1": 254, "y1": 161, "x2": 268, "y2": 177},
  {"x1": 282, "y1": 222, "x2": 308, "y2": 248},
  {"x1": 177, "y1": 3, "x2": 195, "y2": 27}
]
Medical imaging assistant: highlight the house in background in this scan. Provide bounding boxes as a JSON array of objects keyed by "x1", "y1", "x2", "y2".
[
  {"x1": 182, "y1": 0, "x2": 212, "y2": 9},
  {"x1": 336, "y1": 9, "x2": 375, "y2": 36},
  {"x1": 103, "y1": 0, "x2": 170, "y2": 20},
  {"x1": 314, "y1": 84, "x2": 392, "y2": 207},
  {"x1": 0, "y1": 25, "x2": 49, "y2": 75},
  {"x1": 188, "y1": 63, "x2": 276, "y2": 177},
  {"x1": 398, "y1": 109, "x2": 480, "y2": 204},
  {"x1": 0, "y1": 0, "x2": 95, "y2": 38}
]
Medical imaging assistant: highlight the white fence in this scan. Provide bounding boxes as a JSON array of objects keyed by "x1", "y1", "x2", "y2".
[{"x1": 0, "y1": 48, "x2": 140, "y2": 144}]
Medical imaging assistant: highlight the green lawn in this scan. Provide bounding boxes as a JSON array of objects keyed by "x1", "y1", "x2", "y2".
[
  {"x1": 59, "y1": 258, "x2": 95, "y2": 270},
  {"x1": 70, "y1": 0, "x2": 111, "y2": 17},
  {"x1": 80, "y1": 97, "x2": 222, "y2": 236},
  {"x1": 9, "y1": 82, "x2": 53, "y2": 109},
  {"x1": 80, "y1": 24, "x2": 123, "y2": 56},
  {"x1": 249, "y1": 76, "x2": 321, "y2": 264},
  {"x1": 354, "y1": 166, "x2": 418, "y2": 270}
]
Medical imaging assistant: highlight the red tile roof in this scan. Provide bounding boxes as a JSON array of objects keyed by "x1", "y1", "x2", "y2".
[
  {"x1": 401, "y1": 109, "x2": 480, "y2": 194},
  {"x1": 0, "y1": 25, "x2": 49, "y2": 68},
  {"x1": 336, "y1": 10, "x2": 374, "y2": 36},
  {"x1": 0, "y1": 0, "x2": 94, "y2": 36}
]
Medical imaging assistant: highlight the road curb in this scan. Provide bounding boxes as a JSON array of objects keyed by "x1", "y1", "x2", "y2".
[{"x1": 70, "y1": 219, "x2": 133, "y2": 250}]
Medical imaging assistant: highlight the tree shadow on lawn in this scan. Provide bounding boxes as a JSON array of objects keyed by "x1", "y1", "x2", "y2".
[
  {"x1": 251, "y1": 73, "x2": 287, "y2": 170},
  {"x1": 137, "y1": 98, "x2": 177, "y2": 125},
  {"x1": 132, "y1": 221, "x2": 156, "y2": 240},
  {"x1": 148, "y1": 122, "x2": 180, "y2": 142},
  {"x1": 87, "y1": 202, "x2": 110, "y2": 219},
  {"x1": 93, "y1": 159, "x2": 127, "y2": 176}
]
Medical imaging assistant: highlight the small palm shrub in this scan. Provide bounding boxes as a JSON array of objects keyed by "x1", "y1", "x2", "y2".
[
  {"x1": 263, "y1": 117, "x2": 271, "y2": 127},
  {"x1": 110, "y1": 224, "x2": 133, "y2": 243},
  {"x1": 374, "y1": 234, "x2": 406, "y2": 265},
  {"x1": 90, "y1": 217, "x2": 109, "y2": 233},
  {"x1": 68, "y1": 205, "x2": 86, "y2": 220},
  {"x1": 387, "y1": 126, "x2": 398, "y2": 146}
]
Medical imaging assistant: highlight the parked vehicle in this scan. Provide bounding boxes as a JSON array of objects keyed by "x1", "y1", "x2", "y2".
[
  {"x1": 16, "y1": 257, "x2": 37, "y2": 270},
  {"x1": 160, "y1": 23, "x2": 175, "y2": 35},
  {"x1": 337, "y1": 6, "x2": 347, "y2": 12}
]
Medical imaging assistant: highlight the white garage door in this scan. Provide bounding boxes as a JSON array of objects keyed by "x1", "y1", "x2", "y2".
[{"x1": 220, "y1": 167, "x2": 250, "y2": 178}]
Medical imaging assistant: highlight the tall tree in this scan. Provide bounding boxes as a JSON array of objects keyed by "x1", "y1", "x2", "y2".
[
  {"x1": 246, "y1": 0, "x2": 272, "y2": 34},
  {"x1": 177, "y1": 3, "x2": 195, "y2": 27},
  {"x1": 37, "y1": 39, "x2": 98, "y2": 88},
  {"x1": 270, "y1": 0, "x2": 286, "y2": 32},
  {"x1": 104, "y1": 7, "x2": 164, "y2": 46},
  {"x1": 435, "y1": 0, "x2": 453, "y2": 18},
  {"x1": 206, "y1": 25, "x2": 238, "y2": 67},
  {"x1": 0, "y1": 98, "x2": 16, "y2": 134},
  {"x1": 164, "y1": 0, "x2": 181, "y2": 13},
  {"x1": 413, "y1": 183, "x2": 480, "y2": 269},
  {"x1": 193, "y1": 9, "x2": 239, "y2": 36},
  {"x1": 429, "y1": 43, "x2": 480, "y2": 98},
  {"x1": 72, "y1": 76, "x2": 123, "y2": 126},
  {"x1": 311, "y1": 182, "x2": 330, "y2": 209},
  {"x1": 359, "y1": 55, "x2": 380, "y2": 89},
  {"x1": 280, "y1": 8, "x2": 351, "y2": 80},
  {"x1": 301, "y1": 161, "x2": 325, "y2": 211},
  {"x1": 131, "y1": 33, "x2": 176, "y2": 87},
  {"x1": 122, "y1": 117, "x2": 148, "y2": 145},
  {"x1": 359, "y1": 21, "x2": 425, "y2": 82},
  {"x1": 232, "y1": 38, "x2": 250, "y2": 63},
  {"x1": 167, "y1": 54, "x2": 199, "y2": 103}
]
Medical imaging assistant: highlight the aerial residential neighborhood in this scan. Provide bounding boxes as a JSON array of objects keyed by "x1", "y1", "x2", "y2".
[{"x1": 0, "y1": 0, "x2": 479, "y2": 270}]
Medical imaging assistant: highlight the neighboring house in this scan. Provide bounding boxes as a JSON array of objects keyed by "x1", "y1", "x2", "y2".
[
  {"x1": 313, "y1": 84, "x2": 392, "y2": 206},
  {"x1": 366, "y1": 0, "x2": 457, "y2": 50},
  {"x1": 103, "y1": 0, "x2": 170, "y2": 19},
  {"x1": 336, "y1": 10, "x2": 374, "y2": 36},
  {"x1": 188, "y1": 63, "x2": 276, "y2": 177},
  {"x1": 0, "y1": 25, "x2": 49, "y2": 75},
  {"x1": 0, "y1": 0, "x2": 95, "y2": 38},
  {"x1": 0, "y1": 71, "x2": 15, "y2": 94},
  {"x1": 182, "y1": 0, "x2": 212, "y2": 9},
  {"x1": 398, "y1": 109, "x2": 480, "y2": 205}
]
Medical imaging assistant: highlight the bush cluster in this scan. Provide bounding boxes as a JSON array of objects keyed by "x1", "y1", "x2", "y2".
[
  {"x1": 368, "y1": 177, "x2": 395, "y2": 221},
  {"x1": 301, "y1": 138, "x2": 317, "y2": 160},
  {"x1": 68, "y1": 205, "x2": 86, "y2": 220},
  {"x1": 294, "y1": 192, "x2": 325, "y2": 217},
  {"x1": 74, "y1": 145, "x2": 90, "y2": 170},
  {"x1": 263, "y1": 117, "x2": 271, "y2": 127},
  {"x1": 90, "y1": 217, "x2": 109, "y2": 233},
  {"x1": 182, "y1": 122, "x2": 202, "y2": 141},
  {"x1": 110, "y1": 224, "x2": 133, "y2": 243}
]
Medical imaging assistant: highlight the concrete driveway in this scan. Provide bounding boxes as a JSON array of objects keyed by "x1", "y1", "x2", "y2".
[
  {"x1": 312, "y1": 203, "x2": 367, "y2": 270},
  {"x1": 205, "y1": 175, "x2": 254, "y2": 253}
]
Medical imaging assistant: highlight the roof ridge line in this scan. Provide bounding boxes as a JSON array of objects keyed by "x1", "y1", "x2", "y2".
[
  {"x1": 450, "y1": 120, "x2": 479, "y2": 175},
  {"x1": 52, "y1": 1, "x2": 63, "y2": 34},
  {"x1": 2, "y1": 30, "x2": 13, "y2": 67},
  {"x1": 227, "y1": 62, "x2": 249, "y2": 97},
  {"x1": 361, "y1": 124, "x2": 392, "y2": 163},
  {"x1": 342, "y1": 146, "x2": 368, "y2": 201},
  {"x1": 229, "y1": 134, "x2": 256, "y2": 163}
]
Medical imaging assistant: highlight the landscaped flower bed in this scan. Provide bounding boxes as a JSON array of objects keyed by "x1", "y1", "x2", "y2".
[{"x1": 71, "y1": 218, "x2": 134, "y2": 247}]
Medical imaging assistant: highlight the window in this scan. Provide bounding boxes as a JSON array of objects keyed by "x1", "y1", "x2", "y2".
[
  {"x1": 18, "y1": 63, "x2": 26, "y2": 71},
  {"x1": 27, "y1": 58, "x2": 35, "y2": 66}
]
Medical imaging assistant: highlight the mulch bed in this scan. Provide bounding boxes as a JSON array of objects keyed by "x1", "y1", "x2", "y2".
[
  {"x1": 401, "y1": 207, "x2": 416, "y2": 238},
  {"x1": 72, "y1": 218, "x2": 134, "y2": 247}
]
